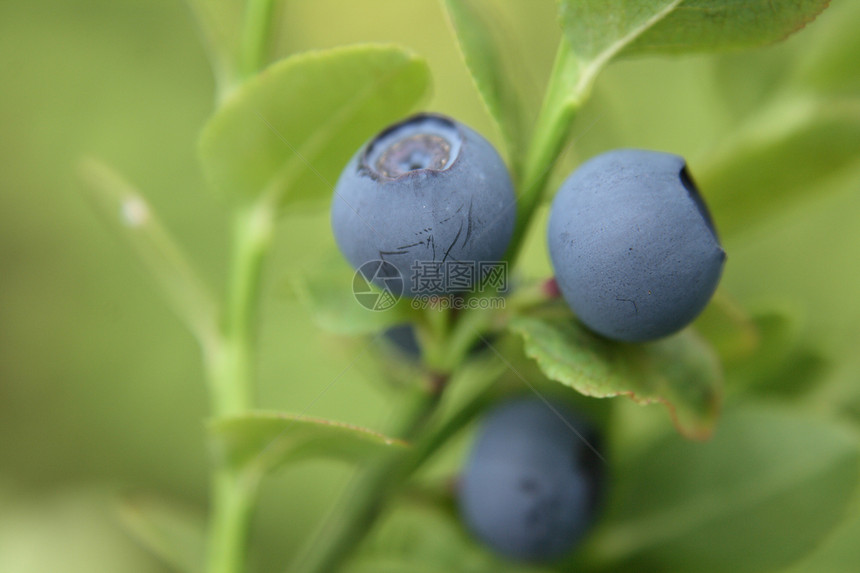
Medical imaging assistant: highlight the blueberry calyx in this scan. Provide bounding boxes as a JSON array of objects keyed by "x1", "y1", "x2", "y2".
[{"x1": 361, "y1": 113, "x2": 462, "y2": 180}]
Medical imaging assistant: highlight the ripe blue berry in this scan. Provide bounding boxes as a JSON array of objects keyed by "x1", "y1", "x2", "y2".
[
  {"x1": 547, "y1": 149, "x2": 726, "y2": 342},
  {"x1": 458, "y1": 398, "x2": 605, "y2": 563},
  {"x1": 331, "y1": 114, "x2": 516, "y2": 297}
]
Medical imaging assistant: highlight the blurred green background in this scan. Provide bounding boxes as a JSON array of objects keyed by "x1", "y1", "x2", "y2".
[{"x1": 2, "y1": 1, "x2": 860, "y2": 571}]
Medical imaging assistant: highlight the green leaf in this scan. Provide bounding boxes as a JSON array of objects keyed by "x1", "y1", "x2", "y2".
[
  {"x1": 555, "y1": 0, "x2": 830, "y2": 100},
  {"x1": 726, "y1": 308, "x2": 830, "y2": 399},
  {"x1": 752, "y1": 349, "x2": 830, "y2": 398},
  {"x1": 700, "y1": 97, "x2": 860, "y2": 237},
  {"x1": 209, "y1": 411, "x2": 408, "y2": 475},
  {"x1": 115, "y1": 492, "x2": 206, "y2": 573},
  {"x1": 198, "y1": 44, "x2": 431, "y2": 210},
  {"x1": 344, "y1": 561, "x2": 456, "y2": 573},
  {"x1": 693, "y1": 291, "x2": 760, "y2": 365},
  {"x1": 0, "y1": 490, "x2": 183, "y2": 573},
  {"x1": 793, "y1": 1, "x2": 860, "y2": 96},
  {"x1": 782, "y1": 498, "x2": 860, "y2": 573},
  {"x1": 442, "y1": 0, "x2": 529, "y2": 172},
  {"x1": 624, "y1": 0, "x2": 831, "y2": 55},
  {"x1": 559, "y1": 0, "x2": 682, "y2": 65},
  {"x1": 291, "y1": 254, "x2": 415, "y2": 335},
  {"x1": 710, "y1": 2, "x2": 856, "y2": 133},
  {"x1": 732, "y1": 308, "x2": 801, "y2": 374},
  {"x1": 712, "y1": 45, "x2": 797, "y2": 119},
  {"x1": 588, "y1": 406, "x2": 860, "y2": 573},
  {"x1": 77, "y1": 159, "x2": 219, "y2": 348},
  {"x1": 350, "y1": 505, "x2": 546, "y2": 573},
  {"x1": 509, "y1": 315, "x2": 722, "y2": 439}
]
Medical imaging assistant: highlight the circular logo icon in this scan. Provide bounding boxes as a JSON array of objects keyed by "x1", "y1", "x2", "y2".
[{"x1": 352, "y1": 260, "x2": 403, "y2": 311}]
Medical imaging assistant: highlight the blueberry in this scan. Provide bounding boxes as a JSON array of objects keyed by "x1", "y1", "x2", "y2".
[
  {"x1": 331, "y1": 114, "x2": 516, "y2": 297},
  {"x1": 458, "y1": 397, "x2": 605, "y2": 563},
  {"x1": 547, "y1": 149, "x2": 726, "y2": 342}
]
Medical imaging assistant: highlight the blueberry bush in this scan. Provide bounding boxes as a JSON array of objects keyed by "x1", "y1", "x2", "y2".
[{"x1": 3, "y1": 1, "x2": 860, "y2": 572}]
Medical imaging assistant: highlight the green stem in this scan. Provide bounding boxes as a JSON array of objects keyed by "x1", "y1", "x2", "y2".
[
  {"x1": 239, "y1": 0, "x2": 278, "y2": 80},
  {"x1": 418, "y1": 304, "x2": 452, "y2": 371},
  {"x1": 292, "y1": 385, "x2": 444, "y2": 573},
  {"x1": 208, "y1": 201, "x2": 275, "y2": 414},
  {"x1": 403, "y1": 378, "x2": 499, "y2": 478},
  {"x1": 207, "y1": 469, "x2": 261, "y2": 573},
  {"x1": 292, "y1": 349, "x2": 507, "y2": 573},
  {"x1": 193, "y1": 3, "x2": 278, "y2": 571},
  {"x1": 205, "y1": 201, "x2": 276, "y2": 573},
  {"x1": 443, "y1": 303, "x2": 495, "y2": 369},
  {"x1": 184, "y1": 0, "x2": 237, "y2": 102},
  {"x1": 507, "y1": 39, "x2": 587, "y2": 266}
]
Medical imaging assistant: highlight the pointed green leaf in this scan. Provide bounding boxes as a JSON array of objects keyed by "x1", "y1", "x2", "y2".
[
  {"x1": 209, "y1": 411, "x2": 408, "y2": 474},
  {"x1": 115, "y1": 492, "x2": 206, "y2": 573},
  {"x1": 624, "y1": 0, "x2": 830, "y2": 54},
  {"x1": 442, "y1": 0, "x2": 529, "y2": 171},
  {"x1": 699, "y1": 97, "x2": 860, "y2": 237},
  {"x1": 199, "y1": 45, "x2": 431, "y2": 210},
  {"x1": 77, "y1": 159, "x2": 219, "y2": 347},
  {"x1": 554, "y1": 0, "x2": 830, "y2": 109},
  {"x1": 589, "y1": 407, "x2": 860, "y2": 573},
  {"x1": 509, "y1": 315, "x2": 722, "y2": 439}
]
